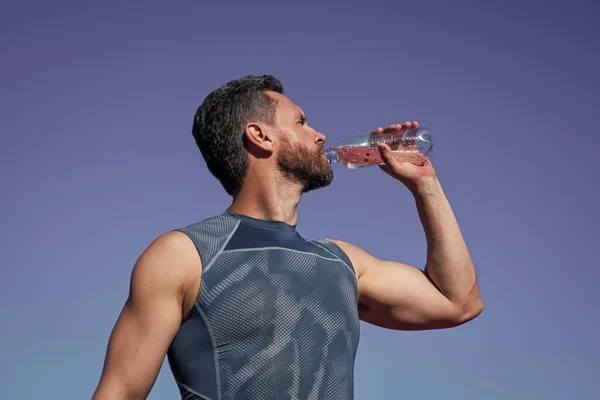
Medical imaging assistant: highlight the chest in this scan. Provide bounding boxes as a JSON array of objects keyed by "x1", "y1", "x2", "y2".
[{"x1": 198, "y1": 247, "x2": 360, "y2": 343}]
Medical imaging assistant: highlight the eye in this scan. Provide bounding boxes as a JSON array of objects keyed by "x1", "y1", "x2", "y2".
[{"x1": 298, "y1": 116, "x2": 306, "y2": 125}]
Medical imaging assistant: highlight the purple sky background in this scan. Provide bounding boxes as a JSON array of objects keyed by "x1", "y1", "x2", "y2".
[{"x1": 1, "y1": 0, "x2": 599, "y2": 398}]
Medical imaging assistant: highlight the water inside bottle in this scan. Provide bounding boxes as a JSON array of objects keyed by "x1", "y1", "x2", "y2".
[{"x1": 334, "y1": 146, "x2": 428, "y2": 169}]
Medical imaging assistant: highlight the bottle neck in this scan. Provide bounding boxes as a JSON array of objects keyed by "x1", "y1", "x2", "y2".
[{"x1": 325, "y1": 148, "x2": 339, "y2": 164}]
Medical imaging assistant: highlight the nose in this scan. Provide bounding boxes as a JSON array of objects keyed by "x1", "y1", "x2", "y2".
[{"x1": 314, "y1": 129, "x2": 326, "y2": 144}]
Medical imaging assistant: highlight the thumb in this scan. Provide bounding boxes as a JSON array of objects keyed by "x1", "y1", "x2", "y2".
[{"x1": 377, "y1": 143, "x2": 396, "y2": 166}]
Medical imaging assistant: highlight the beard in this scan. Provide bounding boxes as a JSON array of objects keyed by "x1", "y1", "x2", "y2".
[{"x1": 276, "y1": 137, "x2": 334, "y2": 193}]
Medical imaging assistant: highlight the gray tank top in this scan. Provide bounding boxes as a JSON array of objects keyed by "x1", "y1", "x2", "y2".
[{"x1": 167, "y1": 211, "x2": 360, "y2": 399}]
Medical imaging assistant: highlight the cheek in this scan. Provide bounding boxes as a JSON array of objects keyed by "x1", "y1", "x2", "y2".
[{"x1": 281, "y1": 128, "x2": 301, "y2": 144}]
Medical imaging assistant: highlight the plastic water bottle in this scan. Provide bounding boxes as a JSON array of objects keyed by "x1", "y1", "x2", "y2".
[{"x1": 324, "y1": 127, "x2": 433, "y2": 169}]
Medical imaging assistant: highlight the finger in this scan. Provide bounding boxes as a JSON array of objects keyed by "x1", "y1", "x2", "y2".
[
  {"x1": 413, "y1": 121, "x2": 419, "y2": 128},
  {"x1": 403, "y1": 121, "x2": 412, "y2": 129},
  {"x1": 370, "y1": 127, "x2": 384, "y2": 135},
  {"x1": 382, "y1": 124, "x2": 403, "y2": 133}
]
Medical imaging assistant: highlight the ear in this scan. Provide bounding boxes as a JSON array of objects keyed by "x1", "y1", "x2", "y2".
[{"x1": 244, "y1": 123, "x2": 274, "y2": 154}]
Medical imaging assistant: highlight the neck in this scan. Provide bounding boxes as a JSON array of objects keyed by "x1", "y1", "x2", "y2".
[{"x1": 227, "y1": 167, "x2": 303, "y2": 226}]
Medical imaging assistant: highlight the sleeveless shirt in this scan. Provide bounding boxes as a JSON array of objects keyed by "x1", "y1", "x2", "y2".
[{"x1": 167, "y1": 211, "x2": 360, "y2": 399}]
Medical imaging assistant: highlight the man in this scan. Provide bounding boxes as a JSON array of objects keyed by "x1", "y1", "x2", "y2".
[{"x1": 92, "y1": 75, "x2": 483, "y2": 400}]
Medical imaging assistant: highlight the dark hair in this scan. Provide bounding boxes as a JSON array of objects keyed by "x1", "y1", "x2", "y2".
[{"x1": 192, "y1": 75, "x2": 284, "y2": 196}]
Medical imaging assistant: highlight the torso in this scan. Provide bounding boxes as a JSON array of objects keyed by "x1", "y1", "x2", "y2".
[{"x1": 167, "y1": 212, "x2": 361, "y2": 400}]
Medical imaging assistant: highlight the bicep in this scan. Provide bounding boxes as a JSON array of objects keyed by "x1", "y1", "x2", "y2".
[
  {"x1": 95, "y1": 294, "x2": 182, "y2": 398},
  {"x1": 358, "y1": 260, "x2": 461, "y2": 330},
  {"x1": 94, "y1": 231, "x2": 199, "y2": 399},
  {"x1": 331, "y1": 239, "x2": 461, "y2": 331}
]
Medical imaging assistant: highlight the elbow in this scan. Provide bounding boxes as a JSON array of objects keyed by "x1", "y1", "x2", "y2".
[
  {"x1": 468, "y1": 298, "x2": 484, "y2": 319},
  {"x1": 454, "y1": 279, "x2": 484, "y2": 325},
  {"x1": 445, "y1": 296, "x2": 483, "y2": 328},
  {"x1": 456, "y1": 298, "x2": 484, "y2": 325}
]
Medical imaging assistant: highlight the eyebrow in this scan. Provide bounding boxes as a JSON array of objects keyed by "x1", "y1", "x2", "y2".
[{"x1": 296, "y1": 111, "x2": 307, "y2": 121}]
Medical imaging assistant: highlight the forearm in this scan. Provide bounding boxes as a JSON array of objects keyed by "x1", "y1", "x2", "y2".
[{"x1": 411, "y1": 176, "x2": 481, "y2": 312}]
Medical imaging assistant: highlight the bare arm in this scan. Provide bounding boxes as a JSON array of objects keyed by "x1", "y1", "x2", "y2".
[
  {"x1": 93, "y1": 231, "x2": 201, "y2": 399},
  {"x1": 414, "y1": 177, "x2": 481, "y2": 312},
  {"x1": 331, "y1": 122, "x2": 483, "y2": 331},
  {"x1": 333, "y1": 177, "x2": 482, "y2": 330}
]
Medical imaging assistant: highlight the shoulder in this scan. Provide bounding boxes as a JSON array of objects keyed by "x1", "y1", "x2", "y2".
[
  {"x1": 324, "y1": 239, "x2": 379, "y2": 279},
  {"x1": 175, "y1": 213, "x2": 241, "y2": 269},
  {"x1": 178, "y1": 213, "x2": 240, "y2": 238},
  {"x1": 130, "y1": 230, "x2": 202, "y2": 300},
  {"x1": 309, "y1": 238, "x2": 365, "y2": 278},
  {"x1": 141, "y1": 230, "x2": 201, "y2": 267}
]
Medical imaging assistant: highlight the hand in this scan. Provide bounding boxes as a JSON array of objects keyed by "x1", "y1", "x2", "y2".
[{"x1": 371, "y1": 121, "x2": 437, "y2": 190}]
